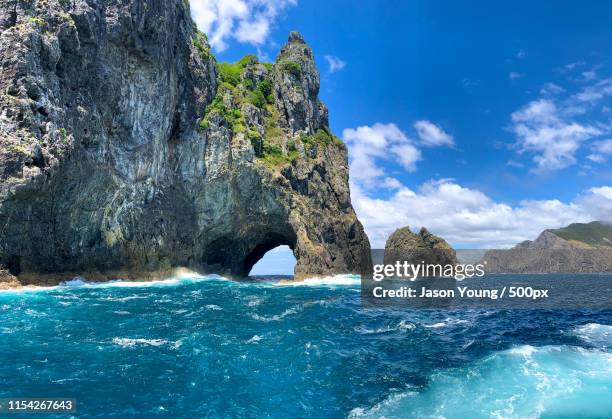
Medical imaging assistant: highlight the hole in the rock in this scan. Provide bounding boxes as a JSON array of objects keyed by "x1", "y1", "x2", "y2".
[{"x1": 248, "y1": 245, "x2": 296, "y2": 277}]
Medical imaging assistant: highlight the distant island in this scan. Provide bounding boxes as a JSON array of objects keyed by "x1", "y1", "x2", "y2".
[{"x1": 481, "y1": 221, "x2": 612, "y2": 273}]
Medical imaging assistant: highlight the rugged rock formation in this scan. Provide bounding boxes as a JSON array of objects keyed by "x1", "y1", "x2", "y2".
[
  {"x1": 0, "y1": 0, "x2": 371, "y2": 285},
  {"x1": 383, "y1": 226, "x2": 459, "y2": 271},
  {"x1": 481, "y1": 222, "x2": 612, "y2": 273}
]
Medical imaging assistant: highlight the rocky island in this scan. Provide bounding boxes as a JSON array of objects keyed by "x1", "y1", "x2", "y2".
[
  {"x1": 383, "y1": 226, "x2": 459, "y2": 275},
  {"x1": 0, "y1": 0, "x2": 372, "y2": 286},
  {"x1": 481, "y1": 221, "x2": 612, "y2": 273}
]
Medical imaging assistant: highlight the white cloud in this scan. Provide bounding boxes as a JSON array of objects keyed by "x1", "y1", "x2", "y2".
[
  {"x1": 351, "y1": 179, "x2": 612, "y2": 248},
  {"x1": 342, "y1": 123, "x2": 421, "y2": 188},
  {"x1": 587, "y1": 154, "x2": 605, "y2": 163},
  {"x1": 506, "y1": 160, "x2": 525, "y2": 168},
  {"x1": 594, "y1": 139, "x2": 612, "y2": 154},
  {"x1": 509, "y1": 72, "x2": 523, "y2": 80},
  {"x1": 342, "y1": 121, "x2": 612, "y2": 248},
  {"x1": 572, "y1": 77, "x2": 612, "y2": 104},
  {"x1": 190, "y1": 0, "x2": 296, "y2": 52},
  {"x1": 587, "y1": 139, "x2": 612, "y2": 163},
  {"x1": 323, "y1": 55, "x2": 346, "y2": 73},
  {"x1": 540, "y1": 82, "x2": 565, "y2": 96},
  {"x1": 510, "y1": 99, "x2": 601, "y2": 171},
  {"x1": 563, "y1": 61, "x2": 584, "y2": 71},
  {"x1": 582, "y1": 70, "x2": 597, "y2": 81},
  {"x1": 414, "y1": 120, "x2": 455, "y2": 147},
  {"x1": 510, "y1": 73, "x2": 612, "y2": 172}
]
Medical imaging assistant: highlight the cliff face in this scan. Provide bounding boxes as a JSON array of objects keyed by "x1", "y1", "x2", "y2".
[
  {"x1": 0, "y1": 0, "x2": 371, "y2": 284},
  {"x1": 383, "y1": 227, "x2": 459, "y2": 271},
  {"x1": 481, "y1": 223, "x2": 612, "y2": 273}
]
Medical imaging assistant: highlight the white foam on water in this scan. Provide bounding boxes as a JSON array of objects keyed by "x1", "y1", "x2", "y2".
[
  {"x1": 62, "y1": 278, "x2": 88, "y2": 287},
  {"x1": 250, "y1": 306, "x2": 299, "y2": 322},
  {"x1": 112, "y1": 337, "x2": 169, "y2": 348},
  {"x1": 246, "y1": 296, "x2": 264, "y2": 307},
  {"x1": 423, "y1": 322, "x2": 446, "y2": 329},
  {"x1": 573, "y1": 323, "x2": 612, "y2": 347},
  {"x1": 423, "y1": 317, "x2": 470, "y2": 329},
  {"x1": 0, "y1": 272, "x2": 230, "y2": 295},
  {"x1": 349, "y1": 344, "x2": 612, "y2": 419},
  {"x1": 269, "y1": 274, "x2": 361, "y2": 287},
  {"x1": 80, "y1": 273, "x2": 223, "y2": 289},
  {"x1": 246, "y1": 335, "x2": 263, "y2": 344},
  {"x1": 355, "y1": 320, "x2": 416, "y2": 335}
]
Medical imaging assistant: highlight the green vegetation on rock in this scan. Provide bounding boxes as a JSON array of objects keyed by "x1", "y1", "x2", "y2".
[
  {"x1": 246, "y1": 79, "x2": 272, "y2": 109},
  {"x1": 217, "y1": 62, "x2": 242, "y2": 86},
  {"x1": 192, "y1": 31, "x2": 211, "y2": 61},
  {"x1": 198, "y1": 52, "x2": 344, "y2": 169},
  {"x1": 300, "y1": 128, "x2": 344, "y2": 154},
  {"x1": 549, "y1": 221, "x2": 612, "y2": 247},
  {"x1": 236, "y1": 54, "x2": 258, "y2": 68},
  {"x1": 279, "y1": 60, "x2": 301, "y2": 77},
  {"x1": 29, "y1": 16, "x2": 47, "y2": 27},
  {"x1": 198, "y1": 84, "x2": 245, "y2": 133}
]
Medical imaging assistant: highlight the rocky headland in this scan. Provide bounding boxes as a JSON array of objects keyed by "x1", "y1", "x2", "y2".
[
  {"x1": 481, "y1": 222, "x2": 612, "y2": 273},
  {"x1": 0, "y1": 0, "x2": 372, "y2": 286}
]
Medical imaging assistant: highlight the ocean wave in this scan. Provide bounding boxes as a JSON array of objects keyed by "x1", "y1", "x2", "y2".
[
  {"x1": 65, "y1": 273, "x2": 224, "y2": 289},
  {"x1": 0, "y1": 272, "x2": 230, "y2": 295},
  {"x1": 246, "y1": 335, "x2": 263, "y2": 344},
  {"x1": 1, "y1": 273, "x2": 361, "y2": 296},
  {"x1": 355, "y1": 320, "x2": 416, "y2": 335},
  {"x1": 423, "y1": 317, "x2": 470, "y2": 329},
  {"x1": 269, "y1": 274, "x2": 361, "y2": 287},
  {"x1": 246, "y1": 296, "x2": 264, "y2": 307},
  {"x1": 112, "y1": 337, "x2": 169, "y2": 348},
  {"x1": 249, "y1": 299, "x2": 329, "y2": 322},
  {"x1": 350, "y1": 344, "x2": 612, "y2": 419},
  {"x1": 573, "y1": 323, "x2": 612, "y2": 348},
  {"x1": 250, "y1": 307, "x2": 299, "y2": 322}
]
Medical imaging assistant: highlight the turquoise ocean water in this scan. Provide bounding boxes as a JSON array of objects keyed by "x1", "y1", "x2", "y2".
[{"x1": 0, "y1": 273, "x2": 610, "y2": 418}]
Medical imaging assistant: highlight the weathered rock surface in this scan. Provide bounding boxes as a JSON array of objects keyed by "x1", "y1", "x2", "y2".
[
  {"x1": 383, "y1": 226, "x2": 459, "y2": 272},
  {"x1": 481, "y1": 222, "x2": 612, "y2": 273},
  {"x1": 0, "y1": 0, "x2": 371, "y2": 285}
]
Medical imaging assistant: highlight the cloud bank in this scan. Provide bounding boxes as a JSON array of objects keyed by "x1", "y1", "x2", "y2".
[
  {"x1": 190, "y1": 0, "x2": 296, "y2": 52},
  {"x1": 343, "y1": 123, "x2": 612, "y2": 248}
]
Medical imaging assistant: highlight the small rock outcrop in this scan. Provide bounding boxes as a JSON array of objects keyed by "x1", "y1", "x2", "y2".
[
  {"x1": 0, "y1": 0, "x2": 371, "y2": 285},
  {"x1": 481, "y1": 222, "x2": 612, "y2": 273},
  {"x1": 384, "y1": 227, "x2": 459, "y2": 270}
]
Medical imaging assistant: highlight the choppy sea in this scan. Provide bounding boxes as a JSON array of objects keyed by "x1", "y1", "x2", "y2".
[{"x1": 0, "y1": 273, "x2": 610, "y2": 418}]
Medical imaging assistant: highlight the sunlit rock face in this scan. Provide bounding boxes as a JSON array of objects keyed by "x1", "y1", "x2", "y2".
[
  {"x1": 0, "y1": 0, "x2": 371, "y2": 283},
  {"x1": 384, "y1": 227, "x2": 459, "y2": 273}
]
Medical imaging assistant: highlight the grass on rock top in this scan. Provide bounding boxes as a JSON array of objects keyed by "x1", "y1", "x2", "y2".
[
  {"x1": 198, "y1": 47, "x2": 344, "y2": 168},
  {"x1": 549, "y1": 221, "x2": 612, "y2": 247}
]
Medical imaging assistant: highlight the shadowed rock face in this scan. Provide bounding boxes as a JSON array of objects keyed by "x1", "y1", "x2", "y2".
[
  {"x1": 383, "y1": 227, "x2": 459, "y2": 271},
  {"x1": 0, "y1": 1, "x2": 371, "y2": 284}
]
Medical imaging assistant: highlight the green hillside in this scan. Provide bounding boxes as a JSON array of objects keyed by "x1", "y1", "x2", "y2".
[{"x1": 548, "y1": 221, "x2": 612, "y2": 247}]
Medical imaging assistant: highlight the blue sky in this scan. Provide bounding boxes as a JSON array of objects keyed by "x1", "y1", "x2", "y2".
[{"x1": 191, "y1": 0, "x2": 612, "y2": 273}]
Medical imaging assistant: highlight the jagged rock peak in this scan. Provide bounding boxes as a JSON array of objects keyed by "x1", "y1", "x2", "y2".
[
  {"x1": 514, "y1": 230, "x2": 573, "y2": 250},
  {"x1": 288, "y1": 31, "x2": 306, "y2": 44},
  {"x1": 273, "y1": 32, "x2": 328, "y2": 135}
]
